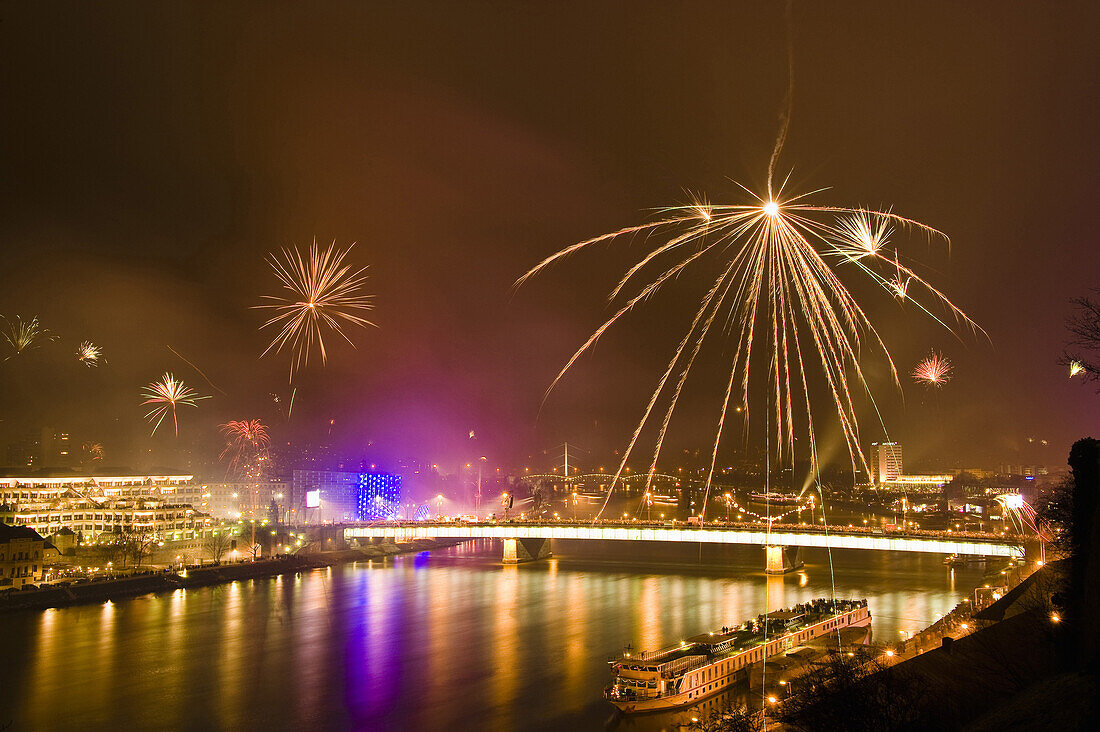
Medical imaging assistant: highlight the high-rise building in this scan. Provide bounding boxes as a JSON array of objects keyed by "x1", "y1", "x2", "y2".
[
  {"x1": 869, "y1": 442, "x2": 903, "y2": 483},
  {"x1": 4, "y1": 428, "x2": 76, "y2": 468}
]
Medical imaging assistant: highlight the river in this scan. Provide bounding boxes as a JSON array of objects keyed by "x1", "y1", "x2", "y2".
[{"x1": 0, "y1": 539, "x2": 995, "y2": 731}]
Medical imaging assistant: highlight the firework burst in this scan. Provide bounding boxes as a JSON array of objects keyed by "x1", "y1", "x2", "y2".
[
  {"x1": 76, "y1": 341, "x2": 103, "y2": 367},
  {"x1": 518, "y1": 185, "x2": 981, "y2": 519},
  {"x1": 2, "y1": 315, "x2": 58, "y2": 359},
  {"x1": 1069, "y1": 360, "x2": 1086, "y2": 378},
  {"x1": 220, "y1": 419, "x2": 271, "y2": 477},
  {"x1": 912, "y1": 350, "x2": 953, "y2": 387},
  {"x1": 140, "y1": 373, "x2": 210, "y2": 436},
  {"x1": 256, "y1": 239, "x2": 376, "y2": 381}
]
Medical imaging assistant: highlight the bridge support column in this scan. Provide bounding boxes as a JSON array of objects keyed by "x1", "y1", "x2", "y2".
[
  {"x1": 502, "y1": 537, "x2": 553, "y2": 564},
  {"x1": 765, "y1": 545, "x2": 804, "y2": 575}
]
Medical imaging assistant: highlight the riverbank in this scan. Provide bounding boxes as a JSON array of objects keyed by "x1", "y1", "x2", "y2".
[{"x1": 0, "y1": 538, "x2": 467, "y2": 613}]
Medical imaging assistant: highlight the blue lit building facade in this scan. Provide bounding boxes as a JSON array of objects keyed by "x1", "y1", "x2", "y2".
[{"x1": 356, "y1": 472, "x2": 402, "y2": 521}]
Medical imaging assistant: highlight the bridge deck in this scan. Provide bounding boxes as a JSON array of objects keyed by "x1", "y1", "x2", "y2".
[{"x1": 344, "y1": 522, "x2": 1023, "y2": 558}]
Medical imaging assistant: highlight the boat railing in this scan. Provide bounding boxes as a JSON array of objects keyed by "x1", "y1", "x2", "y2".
[{"x1": 659, "y1": 653, "x2": 712, "y2": 677}]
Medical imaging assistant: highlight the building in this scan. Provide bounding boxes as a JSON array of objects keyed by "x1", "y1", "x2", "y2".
[
  {"x1": 869, "y1": 442, "x2": 903, "y2": 483},
  {"x1": 198, "y1": 479, "x2": 290, "y2": 521},
  {"x1": 356, "y1": 473, "x2": 402, "y2": 521},
  {"x1": 3, "y1": 427, "x2": 76, "y2": 469},
  {"x1": 0, "y1": 469, "x2": 195, "y2": 504},
  {"x1": 876, "y1": 474, "x2": 953, "y2": 491},
  {"x1": 0, "y1": 469, "x2": 212, "y2": 543},
  {"x1": 290, "y1": 470, "x2": 362, "y2": 523},
  {"x1": 0, "y1": 524, "x2": 57, "y2": 589}
]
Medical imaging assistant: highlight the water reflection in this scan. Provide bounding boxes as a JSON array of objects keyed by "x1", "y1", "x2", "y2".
[{"x1": 0, "y1": 541, "x2": 993, "y2": 731}]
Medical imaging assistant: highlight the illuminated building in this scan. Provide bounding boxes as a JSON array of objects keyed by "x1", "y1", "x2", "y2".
[
  {"x1": 356, "y1": 473, "x2": 402, "y2": 521},
  {"x1": 0, "y1": 524, "x2": 58, "y2": 589},
  {"x1": 869, "y1": 442, "x2": 903, "y2": 483},
  {"x1": 200, "y1": 479, "x2": 290, "y2": 520},
  {"x1": 0, "y1": 469, "x2": 212, "y2": 541},
  {"x1": 290, "y1": 469, "x2": 361, "y2": 523}
]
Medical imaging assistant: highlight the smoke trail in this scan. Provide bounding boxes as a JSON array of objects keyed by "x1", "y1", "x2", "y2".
[{"x1": 766, "y1": 0, "x2": 795, "y2": 200}]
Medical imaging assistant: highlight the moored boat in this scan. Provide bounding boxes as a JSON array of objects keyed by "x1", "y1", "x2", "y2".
[{"x1": 605, "y1": 598, "x2": 871, "y2": 714}]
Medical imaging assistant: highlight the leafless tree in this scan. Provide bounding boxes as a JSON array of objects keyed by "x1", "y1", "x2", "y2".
[
  {"x1": 687, "y1": 703, "x2": 763, "y2": 732},
  {"x1": 203, "y1": 530, "x2": 234, "y2": 562},
  {"x1": 1063, "y1": 293, "x2": 1100, "y2": 381},
  {"x1": 778, "y1": 649, "x2": 927, "y2": 732},
  {"x1": 120, "y1": 528, "x2": 154, "y2": 568}
]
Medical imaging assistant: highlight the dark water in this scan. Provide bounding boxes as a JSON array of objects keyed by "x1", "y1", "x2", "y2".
[{"x1": 0, "y1": 540, "x2": 992, "y2": 731}]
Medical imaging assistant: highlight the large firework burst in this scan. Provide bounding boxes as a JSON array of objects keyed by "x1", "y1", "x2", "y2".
[
  {"x1": 256, "y1": 239, "x2": 376, "y2": 380},
  {"x1": 2, "y1": 315, "x2": 58, "y2": 359},
  {"x1": 519, "y1": 185, "x2": 981, "y2": 518},
  {"x1": 912, "y1": 350, "x2": 953, "y2": 388},
  {"x1": 76, "y1": 341, "x2": 103, "y2": 367},
  {"x1": 219, "y1": 419, "x2": 271, "y2": 477},
  {"x1": 140, "y1": 373, "x2": 209, "y2": 436}
]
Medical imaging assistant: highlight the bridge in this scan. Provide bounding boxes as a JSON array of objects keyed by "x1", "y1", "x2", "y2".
[{"x1": 344, "y1": 521, "x2": 1025, "y2": 574}]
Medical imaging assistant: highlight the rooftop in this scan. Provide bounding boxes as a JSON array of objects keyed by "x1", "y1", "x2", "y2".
[{"x1": 0, "y1": 523, "x2": 46, "y2": 542}]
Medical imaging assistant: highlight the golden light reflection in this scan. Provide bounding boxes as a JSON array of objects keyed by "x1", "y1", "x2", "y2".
[
  {"x1": 492, "y1": 564, "x2": 520, "y2": 726},
  {"x1": 218, "y1": 582, "x2": 244, "y2": 727},
  {"x1": 638, "y1": 576, "x2": 663, "y2": 650},
  {"x1": 766, "y1": 574, "x2": 785, "y2": 613},
  {"x1": 563, "y1": 572, "x2": 587, "y2": 702}
]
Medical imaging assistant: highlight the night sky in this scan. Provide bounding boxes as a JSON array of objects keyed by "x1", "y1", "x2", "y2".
[{"x1": 1, "y1": 2, "x2": 1097, "y2": 472}]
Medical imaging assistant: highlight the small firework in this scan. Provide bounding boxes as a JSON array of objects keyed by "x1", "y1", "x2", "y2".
[
  {"x1": 834, "y1": 210, "x2": 892, "y2": 259},
  {"x1": 912, "y1": 351, "x2": 953, "y2": 387},
  {"x1": 76, "y1": 341, "x2": 102, "y2": 367},
  {"x1": 2, "y1": 315, "x2": 58, "y2": 359},
  {"x1": 256, "y1": 239, "x2": 376, "y2": 381},
  {"x1": 1069, "y1": 360, "x2": 1086, "y2": 378},
  {"x1": 140, "y1": 373, "x2": 210, "y2": 435},
  {"x1": 84, "y1": 442, "x2": 105, "y2": 461},
  {"x1": 220, "y1": 419, "x2": 271, "y2": 476}
]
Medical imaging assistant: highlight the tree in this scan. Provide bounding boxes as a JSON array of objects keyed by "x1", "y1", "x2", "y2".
[
  {"x1": 203, "y1": 529, "x2": 234, "y2": 562},
  {"x1": 778, "y1": 648, "x2": 926, "y2": 732},
  {"x1": 1063, "y1": 293, "x2": 1100, "y2": 381},
  {"x1": 687, "y1": 704, "x2": 762, "y2": 732},
  {"x1": 119, "y1": 528, "x2": 154, "y2": 568}
]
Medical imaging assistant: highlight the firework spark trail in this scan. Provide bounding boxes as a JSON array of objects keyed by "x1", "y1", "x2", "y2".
[
  {"x1": 167, "y1": 345, "x2": 227, "y2": 395},
  {"x1": 2, "y1": 315, "x2": 58, "y2": 359},
  {"x1": 519, "y1": 192, "x2": 981, "y2": 522},
  {"x1": 140, "y1": 373, "x2": 210, "y2": 436},
  {"x1": 220, "y1": 419, "x2": 271, "y2": 477},
  {"x1": 1069, "y1": 360, "x2": 1086, "y2": 377},
  {"x1": 76, "y1": 341, "x2": 102, "y2": 367},
  {"x1": 256, "y1": 239, "x2": 376, "y2": 381},
  {"x1": 912, "y1": 350, "x2": 953, "y2": 387}
]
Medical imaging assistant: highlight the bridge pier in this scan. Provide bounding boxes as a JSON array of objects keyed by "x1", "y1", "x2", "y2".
[
  {"x1": 765, "y1": 545, "x2": 804, "y2": 575},
  {"x1": 502, "y1": 537, "x2": 553, "y2": 564}
]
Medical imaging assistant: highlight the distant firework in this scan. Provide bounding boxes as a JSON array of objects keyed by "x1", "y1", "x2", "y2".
[
  {"x1": 1069, "y1": 360, "x2": 1086, "y2": 378},
  {"x1": 76, "y1": 341, "x2": 102, "y2": 367},
  {"x1": 220, "y1": 419, "x2": 270, "y2": 477},
  {"x1": 2, "y1": 315, "x2": 58, "y2": 359},
  {"x1": 256, "y1": 239, "x2": 376, "y2": 381},
  {"x1": 140, "y1": 373, "x2": 209, "y2": 435},
  {"x1": 912, "y1": 351, "x2": 953, "y2": 387},
  {"x1": 84, "y1": 442, "x2": 104, "y2": 461},
  {"x1": 833, "y1": 209, "x2": 892, "y2": 258}
]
